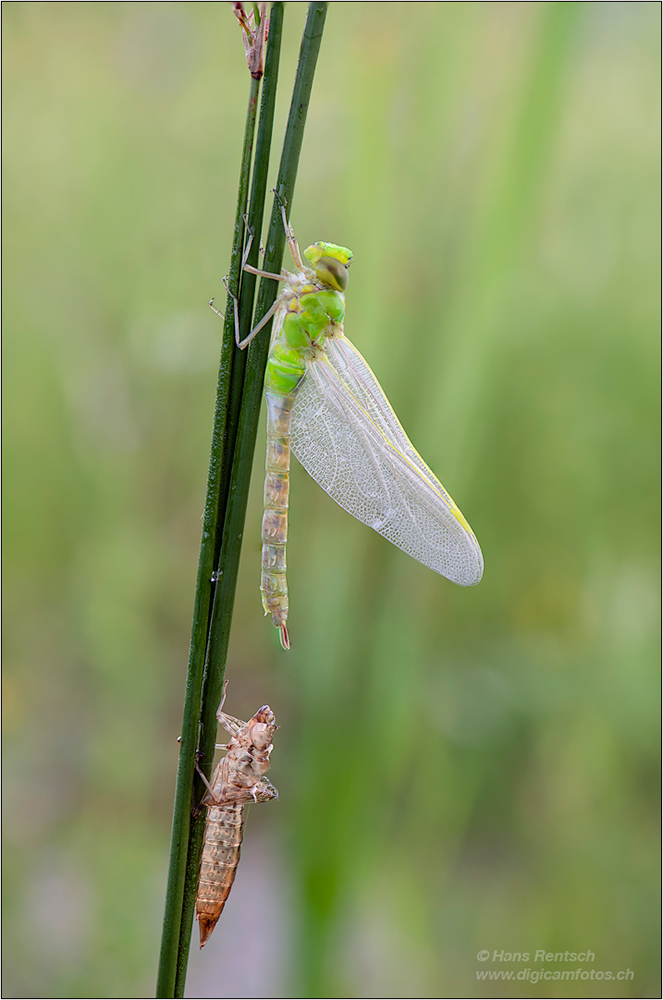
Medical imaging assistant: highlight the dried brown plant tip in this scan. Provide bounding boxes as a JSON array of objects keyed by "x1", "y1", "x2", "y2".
[{"x1": 233, "y1": 2, "x2": 269, "y2": 79}]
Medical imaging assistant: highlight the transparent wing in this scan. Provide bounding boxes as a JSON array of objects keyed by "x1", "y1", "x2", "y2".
[{"x1": 290, "y1": 335, "x2": 483, "y2": 586}]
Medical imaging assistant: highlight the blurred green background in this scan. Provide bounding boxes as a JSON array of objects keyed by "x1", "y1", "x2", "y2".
[{"x1": 3, "y1": 3, "x2": 660, "y2": 997}]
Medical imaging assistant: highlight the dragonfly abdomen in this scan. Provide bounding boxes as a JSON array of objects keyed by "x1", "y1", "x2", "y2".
[
  {"x1": 261, "y1": 391, "x2": 295, "y2": 648},
  {"x1": 197, "y1": 802, "x2": 244, "y2": 946}
]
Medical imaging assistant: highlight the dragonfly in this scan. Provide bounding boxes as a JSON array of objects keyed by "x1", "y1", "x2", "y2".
[
  {"x1": 195, "y1": 698, "x2": 277, "y2": 947},
  {"x1": 229, "y1": 203, "x2": 484, "y2": 649}
]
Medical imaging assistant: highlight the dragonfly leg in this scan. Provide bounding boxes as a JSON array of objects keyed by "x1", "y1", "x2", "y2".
[
  {"x1": 211, "y1": 217, "x2": 273, "y2": 338},
  {"x1": 219, "y1": 678, "x2": 229, "y2": 712},
  {"x1": 241, "y1": 213, "x2": 290, "y2": 282},
  {"x1": 216, "y1": 683, "x2": 246, "y2": 737},
  {"x1": 208, "y1": 298, "x2": 224, "y2": 320},
  {"x1": 210, "y1": 274, "x2": 242, "y2": 348},
  {"x1": 236, "y1": 294, "x2": 282, "y2": 350},
  {"x1": 191, "y1": 756, "x2": 218, "y2": 816},
  {"x1": 240, "y1": 215, "x2": 260, "y2": 273},
  {"x1": 219, "y1": 273, "x2": 248, "y2": 348},
  {"x1": 242, "y1": 262, "x2": 289, "y2": 282},
  {"x1": 273, "y1": 189, "x2": 304, "y2": 271},
  {"x1": 240, "y1": 215, "x2": 269, "y2": 268},
  {"x1": 195, "y1": 757, "x2": 217, "y2": 799},
  {"x1": 274, "y1": 191, "x2": 304, "y2": 271},
  {"x1": 195, "y1": 757, "x2": 231, "y2": 812},
  {"x1": 217, "y1": 710, "x2": 245, "y2": 737}
]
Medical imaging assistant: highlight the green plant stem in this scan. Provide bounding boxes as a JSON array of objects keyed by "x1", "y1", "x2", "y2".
[
  {"x1": 158, "y1": 3, "x2": 327, "y2": 995},
  {"x1": 155, "y1": 67, "x2": 260, "y2": 1000},
  {"x1": 171, "y1": 5, "x2": 285, "y2": 993},
  {"x1": 175, "y1": 0, "x2": 328, "y2": 989}
]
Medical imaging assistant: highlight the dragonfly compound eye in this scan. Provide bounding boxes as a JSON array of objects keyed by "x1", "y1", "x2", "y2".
[{"x1": 315, "y1": 256, "x2": 349, "y2": 292}]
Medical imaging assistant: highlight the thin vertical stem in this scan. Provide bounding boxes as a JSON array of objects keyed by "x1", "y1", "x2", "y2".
[
  {"x1": 155, "y1": 67, "x2": 260, "y2": 1000},
  {"x1": 171, "y1": 5, "x2": 285, "y2": 993},
  {"x1": 157, "y1": 3, "x2": 328, "y2": 995}
]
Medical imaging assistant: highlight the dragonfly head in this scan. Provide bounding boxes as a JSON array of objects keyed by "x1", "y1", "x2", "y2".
[
  {"x1": 249, "y1": 705, "x2": 277, "y2": 749},
  {"x1": 304, "y1": 242, "x2": 353, "y2": 292}
]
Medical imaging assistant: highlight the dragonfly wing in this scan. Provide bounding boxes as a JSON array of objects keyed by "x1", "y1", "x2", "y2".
[{"x1": 290, "y1": 335, "x2": 483, "y2": 586}]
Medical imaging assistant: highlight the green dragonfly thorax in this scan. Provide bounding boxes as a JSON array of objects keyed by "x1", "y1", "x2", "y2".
[
  {"x1": 304, "y1": 242, "x2": 353, "y2": 292},
  {"x1": 264, "y1": 247, "x2": 350, "y2": 398}
]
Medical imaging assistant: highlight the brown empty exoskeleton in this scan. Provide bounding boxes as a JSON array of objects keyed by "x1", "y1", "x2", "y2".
[{"x1": 195, "y1": 700, "x2": 278, "y2": 947}]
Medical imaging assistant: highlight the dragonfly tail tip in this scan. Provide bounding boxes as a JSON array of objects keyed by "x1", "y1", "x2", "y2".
[
  {"x1": 279, "y1": 623, "x2": 290, "y2": 650},
  {"x1": 198, "y1": 915, "x2": 219, "y2": 948}
]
